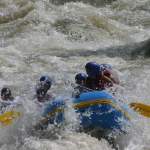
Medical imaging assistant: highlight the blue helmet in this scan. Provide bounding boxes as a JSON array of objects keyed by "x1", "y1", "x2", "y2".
[
  {"x1": 40, "y1": 75, "x2": 52, "y2": 85},
  {"x1": 100, "y1": 64, "x2": 112, "y2": 72},
  {"x1": 85, "y1": 62, "x2": 100, "y2": 76},
  {"x1": 75, "y1": 73, "x2": 87, "y2": 81},
  {"x1": 40, "y1": 75, "x2": 52, "y2": 90}
]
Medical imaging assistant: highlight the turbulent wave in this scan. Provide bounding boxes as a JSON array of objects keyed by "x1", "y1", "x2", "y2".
[
  {"x1": 131, "y1": 38, "x2": 150, "y2": 59},
  {"x1": 0, "y1": 0, "x2": 150, "y2": 149},
  {"x1": 50, "y1": 0, "x2": 116, "y2": 7}
]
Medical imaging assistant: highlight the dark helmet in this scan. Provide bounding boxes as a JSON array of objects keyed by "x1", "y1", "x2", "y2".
[
  {"x1": 85, "y1": 62, "x2": 100, "y2": 76},
  {"x1": 75, "y1": 73, "x2": 87, "y2": 81},
  {"x1": 1, "y1": 88, "x2": 11, "y2": 97},
  {"x1": 40, "y1": 75, "x2": 52, "y2": 89},
  {"x1": 100, "y1": 64, "x2": 112, "y2": 72}
]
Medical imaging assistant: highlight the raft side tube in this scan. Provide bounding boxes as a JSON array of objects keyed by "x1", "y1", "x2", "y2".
[{"x1": 43, "y1": 91, "x2": 133, "y2": 130}]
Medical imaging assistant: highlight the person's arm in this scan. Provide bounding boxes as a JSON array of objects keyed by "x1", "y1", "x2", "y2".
[
  {"x1": 111, "y1": 78, "x2": 125, "y2": 87},
  {"x1": 103, "y1": 75, "x2": 113, "y2": 87}
]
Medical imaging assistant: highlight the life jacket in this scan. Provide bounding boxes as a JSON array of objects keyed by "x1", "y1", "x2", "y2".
[
  {"x1": 103, "y1": 71, "x2": 116, "y2": 83},
  {"x1": 86, "y1": 74, "x2": 106, "y2": 91}
]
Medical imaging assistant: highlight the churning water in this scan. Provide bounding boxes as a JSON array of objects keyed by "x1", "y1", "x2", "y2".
[{"x1": 1, "y1": 0, "x2": 150, "y2": 149}]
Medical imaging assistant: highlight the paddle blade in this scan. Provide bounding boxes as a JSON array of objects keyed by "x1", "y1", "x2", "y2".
[
  {"x1": 130, "y1": 103, "x2": 150, "y2": 118},
  {"x1": 0, "y1": 111, "x2": 15, "y2": 126},
  {"x1": 0, "y1": 110, "x2": 20, "y2": 126}
]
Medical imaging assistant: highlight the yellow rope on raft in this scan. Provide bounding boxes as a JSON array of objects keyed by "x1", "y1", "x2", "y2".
[{"x1": 36, "y1": 98, "x2": 132, "y2": 129}]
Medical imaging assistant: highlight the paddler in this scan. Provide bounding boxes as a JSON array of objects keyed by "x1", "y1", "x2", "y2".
[
  {"x1": 75, "y1": 73, "x2": 87, "y2": 87},
  {"x1": 1, "y1": 88, "x2": 13, "y2": 101},
  {"x1": 85, "y1": 62, "x2": 113, "y2": 91},
  {"x1": 73, "y1": 73, "x2": 88, "y2": 95},
  {"x1": 100, "y1": 63, "x2": 124, "y2": 87},
  {"x1": 0, "y1": 87, "x2": 21, "y2": 109},
  {"x1": 34, "y1": 75, "x2": 53, "y2": 103}
]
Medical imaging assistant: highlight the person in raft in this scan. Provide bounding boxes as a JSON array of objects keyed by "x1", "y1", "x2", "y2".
[
  {"x1": 100, "y1": 63, "x2": 118, "y2": 84},
  {"x1": 74, "y1": 73, "x2": 89, "y2": 94},
  {"x1": 75, "y1": 73, "x2": 87, "y2": 86},
  {"x1": 85, "y1": 62, "x2": 113, "y2": 91},
  {"x1": 100, "y1": 63, "x2": 124, "y2": 86},
  {"x1": 0, "y1": 87, "x2": 21, "y2": 109},
  {"x1": 34, "y1": 75, "x2": 53, "y2": 103}
]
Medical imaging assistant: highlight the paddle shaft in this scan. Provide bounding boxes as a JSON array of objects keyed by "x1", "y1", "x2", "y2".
[{"x1": 77, "y1": 85, "x2": 94, "y2": 92}]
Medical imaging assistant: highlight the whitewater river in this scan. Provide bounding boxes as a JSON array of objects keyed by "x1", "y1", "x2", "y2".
[{"x1": 0, "y1": 0, "x2": 150, "y2": 149}]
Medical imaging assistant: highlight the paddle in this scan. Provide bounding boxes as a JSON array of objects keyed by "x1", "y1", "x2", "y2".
[
  {"x1": 0, "y1": 110, "x2": 20, "y2": 126},
  {"x1": 77, "y1": 85, "x2": 150, "y2": 118},
  {"x1": 130, "y1": 103, "x2": 150, "y2": 118},
  {"x1": 77, "y1": 85, "x2": 94, "y2": 92}
]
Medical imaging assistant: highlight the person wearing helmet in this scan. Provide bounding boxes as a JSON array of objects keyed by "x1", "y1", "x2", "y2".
[
  {"x1": 100, "y1": 64, "x2": 116, "y2": 83},
  {"x1": 1, "y1": 88, "x2": 12, "y2": 101},
  {"x1": 100, "y1": 63, "x2": 123, "y2": 86},
  {"x1": 73, "y1": 73, "x2": 88, "y2": 95},
  {"x1": 0, "y1": 87, "x2": 21, "y2": 109},
  {"x1": 75, "y1": 73, "x2": 87, "y2": 86},
  {"x1": 85, "y1": 62, "x2": 113, "y2": 91},
  {"x1": 35, "y1": 75, "x2": 53, "y2": 103}
]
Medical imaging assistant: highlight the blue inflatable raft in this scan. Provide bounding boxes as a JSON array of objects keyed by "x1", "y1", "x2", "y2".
[{"x1": 41, "y1": 91, "x2": 133, "y2": 131}]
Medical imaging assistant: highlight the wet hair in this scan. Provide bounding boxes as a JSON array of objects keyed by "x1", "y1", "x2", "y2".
[{"x1": 1, "y1": 88, "x2": 11, "y2": 97}]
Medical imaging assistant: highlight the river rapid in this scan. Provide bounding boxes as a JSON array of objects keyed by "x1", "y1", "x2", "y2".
[{"x1": 0, "y1": 0, "x2": 150, "y2": 149}]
